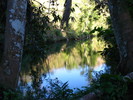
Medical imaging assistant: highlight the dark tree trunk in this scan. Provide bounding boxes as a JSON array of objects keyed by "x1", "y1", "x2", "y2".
[
  {"x1": 0, "y1": 0, "x2": 27, "y2": 88},
  {"x1": 108, "y1": 0, "x2": 133, "y2": 75},
  {"x1": 61, "y1": 0, "x2": 72, "y2": 28}
]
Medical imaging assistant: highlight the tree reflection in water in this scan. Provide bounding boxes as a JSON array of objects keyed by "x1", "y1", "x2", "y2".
[{"x1": 20, "y1": 37, "x2": 108, "y2": 92}]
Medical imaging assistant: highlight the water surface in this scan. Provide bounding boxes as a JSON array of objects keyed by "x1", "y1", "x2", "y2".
[{"x1": 20, "y1": 38, "x2": 108, "y2": 89}]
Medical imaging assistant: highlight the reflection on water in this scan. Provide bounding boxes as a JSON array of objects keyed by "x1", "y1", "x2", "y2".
[
  {"x1": 20, "y1": 38, "x2": 108, "y2": 89},
  {"x1": 45, "y1": 67, "x2": 89, "y2": 89},
  {"x1": 43, "y1": 64, "x2": 107, "y2": 89}
]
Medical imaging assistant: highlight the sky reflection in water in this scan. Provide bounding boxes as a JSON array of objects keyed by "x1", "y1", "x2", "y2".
[
  {"x1": 42, "y1": 64, "x2": 107, "y2": 89},
  {"x1": 21, "y1": 39, "x2": 108, "y2": 89}
]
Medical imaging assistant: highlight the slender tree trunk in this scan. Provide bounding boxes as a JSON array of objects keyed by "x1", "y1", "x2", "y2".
[
  {"x1": 61, "y1": 0, "x2": 72, "y2": 28},
  {"x1": 108, "y1": 0, "x2": 133, "y2": 74},
  {"x1": 0, "y1": 0, "x2": 27, "y2": 88}
]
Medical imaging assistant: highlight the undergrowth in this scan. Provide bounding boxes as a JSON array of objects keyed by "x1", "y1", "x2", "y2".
[{"x1": 0, "y1": 73, "x2": 133, "y2": 100}]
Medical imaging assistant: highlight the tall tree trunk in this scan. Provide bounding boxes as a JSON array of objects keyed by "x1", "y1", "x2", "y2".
[
  {"x1": 108, "y1": 0, "x2": 133, "y2": 75},
  {"x1": 61, "y1": 0, "x2": 72, "y2": 28},
  {"x1": 0, "y1": 0, "x2": 27, "y2": 88}
]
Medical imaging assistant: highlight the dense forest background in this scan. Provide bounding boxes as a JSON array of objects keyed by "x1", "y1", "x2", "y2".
[{"x1": 0, "y1": 0, "x2": 133, "y2": 100}]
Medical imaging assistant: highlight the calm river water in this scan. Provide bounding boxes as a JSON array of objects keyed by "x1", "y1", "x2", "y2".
[{"x1": 20, "y1": 38, "x2": 109, "y2": 90}]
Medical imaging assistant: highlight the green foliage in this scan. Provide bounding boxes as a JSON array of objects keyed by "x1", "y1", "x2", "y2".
[
  {"x1": 1, "y1": 1, "x2": 132, "y2": 100},
  {"x1": 46, "y1": 80, "x2": 73, "y2": 100},
  {"x1": 26, "y1": 1, "x2": 49, "y2": 44},
  {"x1": 91, "y1": 73, "x2": 132, "y2": 100},
  {"x1": 0, "y1": 74, "x2": 132, "y2": 100},
  {"x1": 23, "y1": 0, "x2": 64, "y2": 67},
  {"x1": 90, "y1": 26, "x2": 115, "y2": 46},
  {"x1": 90, "y1": 26, "x2": 120, "y2": 72},
  {"x1": 25, "y1": 0, "x2": 63, "y2": 53},
  {"x1": 71, "y1": 0, "x2": 109, "y2": 36},
  {"x1": 23, "y1": 76, "x2": 98, "y2": 100},
  {"x1": 0, "y1": 86, "x2": 23, "y2": 100},
  {"x1": 127, "y1": 0, "x2": 133, "y2": 18}
]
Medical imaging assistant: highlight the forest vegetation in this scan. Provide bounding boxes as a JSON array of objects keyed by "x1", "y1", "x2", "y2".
[{"x1": 0, "y1": 0, "x2": 133, "y2": 100}]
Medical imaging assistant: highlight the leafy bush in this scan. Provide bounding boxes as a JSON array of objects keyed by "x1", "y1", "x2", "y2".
[
  {"x1": 91, "y1": 73, "x2": 132, "y2": 100},
  {"x1": 90, "y1": 26, "x2": 120, "y2": 72},
  {"x1": 0, "y1": 86, "x2": 23, "y2": 100}
]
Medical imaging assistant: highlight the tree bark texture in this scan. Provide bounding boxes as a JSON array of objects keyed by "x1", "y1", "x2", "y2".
[
  {"x1": 108, "y1": 0, "x2": 133, "y2": 74},
  {"x1": 0, "y1": 0, "x2": 27, "y2": 88}
]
